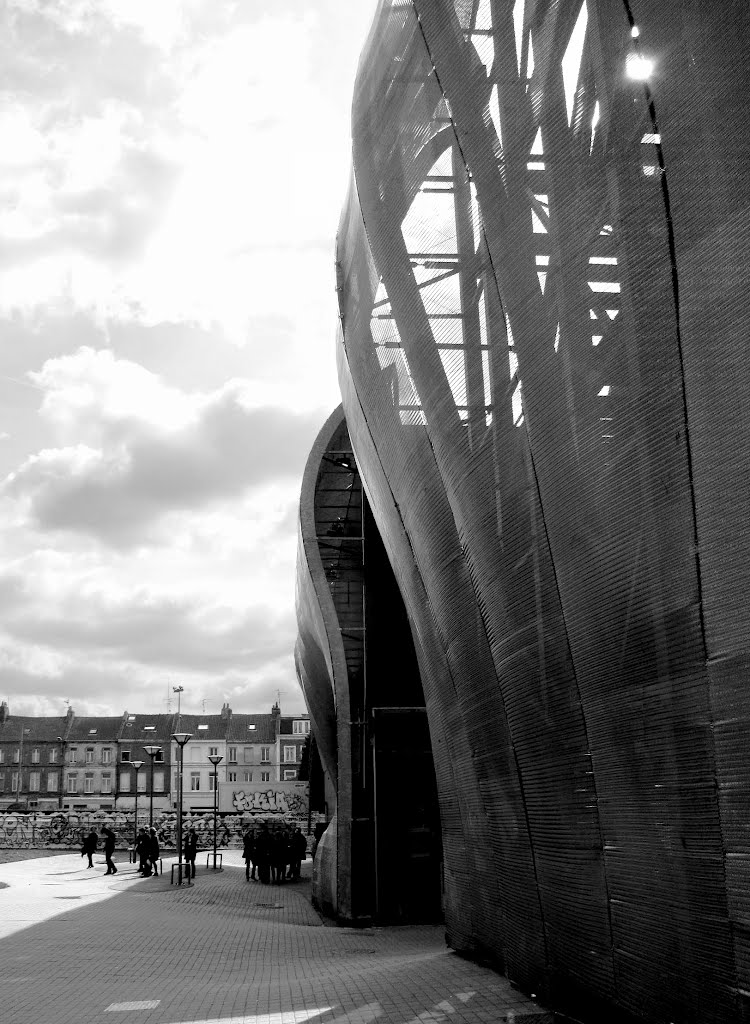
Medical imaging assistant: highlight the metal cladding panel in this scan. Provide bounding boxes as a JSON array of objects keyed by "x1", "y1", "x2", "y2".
[{"x1": 336, "y1": 1, "x2": 750, "y2": 1021}]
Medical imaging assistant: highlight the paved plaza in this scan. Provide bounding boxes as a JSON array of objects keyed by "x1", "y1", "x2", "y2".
[{"x1": 0, "y1": 849, "x2": 552, "y2": 1024}]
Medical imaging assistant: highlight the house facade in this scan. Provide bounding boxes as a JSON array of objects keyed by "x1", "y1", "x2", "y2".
[
  {"x1": 0, "y1": 703, "x2": 72, "y2": 811},
  {"x1": 116, "y1": 713, "x2": 173, "y2": 817}
]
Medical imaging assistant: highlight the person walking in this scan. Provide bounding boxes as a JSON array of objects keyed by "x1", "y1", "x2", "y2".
[
  {"x1": 81, "y1": 829, "x2": 98, "y2": 868},
  {"x1": 242, "y1": 828, "x2": 256, "y2": 881},
  {"x1": 147, "y1": 826, "x2": 160, "y2": 877},
  {"x1": 184, "y1": 827, "x2": 198, "y2": 881},
  {"x1": 101, "y1": 826, "x2": 117, "y2": 875}
]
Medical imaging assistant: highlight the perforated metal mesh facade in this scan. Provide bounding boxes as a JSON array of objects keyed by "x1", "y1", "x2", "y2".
[{"x1": 332, "y1": 1, "x2": 750, "y2": 1021}]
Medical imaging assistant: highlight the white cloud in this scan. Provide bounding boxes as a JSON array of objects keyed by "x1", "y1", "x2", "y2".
[{"x1": 0, "y1": 0, "x2": 376, "y2": 717}]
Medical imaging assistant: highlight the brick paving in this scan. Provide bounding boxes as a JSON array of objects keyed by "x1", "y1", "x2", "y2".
[{"x1": 0, "y1": 848, "x2": 552, "y2": 1024}]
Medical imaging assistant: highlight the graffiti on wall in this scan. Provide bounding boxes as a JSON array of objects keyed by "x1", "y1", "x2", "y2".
[
  {"x1": 231, "y1": 789, "x2": 306, "y2": 815},
  {"x1": 0, "y1": 802, "x2": 321, "y2": 850}
]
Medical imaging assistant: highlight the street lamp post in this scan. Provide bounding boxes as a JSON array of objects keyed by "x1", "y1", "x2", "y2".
[
  {"x1": 16, "y1": 727, "x2": 30, "y2": 806},
  {"x1": 171, "y1": 733, "x2": 192, "y2": 886},
  {"x1": 208, "y1": 754, "x2": 223, "y2": 870},
  {"x1": 143, "y1": 745, "x2": 162, "y2": 828},
  {"x1": 56, "y1": 736, "x2": 67, "y2": 810},
  {"x1": 131, "y1": 760, "x2": 144, "y2": 853}
]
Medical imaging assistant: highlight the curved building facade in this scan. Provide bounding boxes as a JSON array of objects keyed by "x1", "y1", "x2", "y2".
[{"x1": 298, "y1": 2, "x2": 750, "y2": 1022}]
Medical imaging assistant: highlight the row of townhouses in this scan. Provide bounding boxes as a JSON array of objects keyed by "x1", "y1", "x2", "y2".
[{"x1": 0, "y1": 701, "x2": 310, "y2": 813}]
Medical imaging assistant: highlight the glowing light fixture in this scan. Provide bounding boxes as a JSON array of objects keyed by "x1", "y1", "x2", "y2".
[{"x1": 626, "y1": 53, "x2": 654, "y2": 80}]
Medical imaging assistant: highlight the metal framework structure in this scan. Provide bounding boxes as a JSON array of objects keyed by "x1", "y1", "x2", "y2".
[{"x1": 294, "y1": 2, "x2": 750, "y2": 1023}]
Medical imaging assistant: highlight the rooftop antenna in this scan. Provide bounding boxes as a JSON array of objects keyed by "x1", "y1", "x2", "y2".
[
  {"x1": 202, "y1": 698, "x2": 207, "y2": 713},
  {"x1": 276, "y1": 689, "x2": 286, "y2": 713},
  {"x1": 173, "y1": 685, "x2": 184, "y2": 726},
  {"x1": 165, "y1": 683, "x2": 172, "y2": 714}
]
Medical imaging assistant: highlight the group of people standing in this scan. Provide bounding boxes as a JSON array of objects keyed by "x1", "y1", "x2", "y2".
[
  {"x1": 242, "y1": 824, "x2": 307, "y2": 884},
  {"x1": 134, "y1": 827, "x2": 161, "y2": 876}
]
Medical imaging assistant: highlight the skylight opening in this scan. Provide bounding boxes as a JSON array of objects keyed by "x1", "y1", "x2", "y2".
[
  {"x1": 198, "y1": 724, "x2": 209, "y2": 730},
  {"x1": 589, "y1": 281, "x2": 621, "y2": 293},
  {"x1": 590, "y1": 100, "x2": 600, "y2": 154},
  {"x1": 248, "y1": 724, "x2": 256, "y2": 730},
  {"x1": 592, "y1": 335, "x2": 603, "y2": 346},
  {"x1": 589, "y1": 256, "x2": 617, "y2": 265},
  {"x1": 89, "y1": 729, "x2": 97, "y2": 735},
  {"x1": 561, "y1": 2, "x2": 589, "y2": 125},
  {"x1": 598, "y1": 385, "x2": 611, "y2": 396}
]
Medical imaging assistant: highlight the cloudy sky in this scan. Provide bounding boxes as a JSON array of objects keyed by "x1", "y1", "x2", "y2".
[{"x1": 0, "y1": 0, "x2": 377, "y2": 718}]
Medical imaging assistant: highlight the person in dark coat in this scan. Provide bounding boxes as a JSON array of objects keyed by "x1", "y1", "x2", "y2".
[
  {"x1": 254, "y1": 824, "x2": 272, "y2": 884},
  {"x1": 271, "y1": 829, "x2": 289, "y2": 884},
  {"x1": 242, "y1": 828, "x2": 256, "y2": 881},
  {"x1": 147, "y1": 827, "x2": 160, "y2": 876},
  {"x1": 81, "y1": 829, "x2": 98, "y2": 868},
  {"x1": 101, "y1": 826, "x2": 117, "y2": 875},
  {"x1": 135, "y1": 828, "x2": 149, "y2": 873},
  {"x1": 184, "y1": 827, "x2": 198, "y2": 880},
  {"x1": 288, "y1": 827, "x2": 307, "y2": 880}
]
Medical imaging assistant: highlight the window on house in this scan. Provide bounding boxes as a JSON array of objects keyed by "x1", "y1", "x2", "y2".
[
  {"x1": 31, "y1": 748, "x2": 40, "y2": 763},
  {"x1": 228, "y1": 771, "x2": 237, "y2": 782},
  {"x1": 13, "y1": 748, "x2": 19, "y2": 764},
  {"x1": 153, "y1": 772, "x2": 165, "y2": 791},
  {"x1": 11, "y1": 771, "x2": 19, "y2": 791},
  {"x1": 137, "y1": 773, "x2": 147, "y2": 792},
  {"x1": 190, "y1": 773, "x2": 201, "y2": 791},
  {"x1": 121, "y1": 749, "x2": 131, "y2": 762},
  {"x1": 283, "y1": 746, "x2": 296, "y2": 763},
  {"x1": 209, "y1": 746, "x2": 218, "y2": 756},
  {"x1": 49, "y1": 748, "x2": 58, "y2": 763},
  {"x1": 68, "y1": 748, "x2": 77, "y2": 763},
  {"x1": 283, "y1": 770, "x2": 297, "y2": 781},
  {"x1": 155, "y1": 750, "x2": 164, "y2": 762},
  {"x1": 0, "y1": 771, "x2": 4, "y2": 790},
  {"x1": 47, "y1": 772, "x2": 58, "y2": 792},
  {"x1": 243, "y1": 771, "x2": 252, "y2": 783},
  {"x1": 293, "y1": 720, "x2": 310, "y2": 735},
  {"x1": 101, "y1": 774, "x2": 112, "y2": 794},
  {"x1": 67, "y1": 773, "x2": 78, "y2": 794},
  {"x1": 209, "y1": 773, "x2": 218, "y2": 792},
  {"x1": 120, "y1": 773, "x2": 130, "y2": 792},
  {"x1": 29, "y1": 771, "x2": 41, "y2": 791},
  {"x1": 260, "y1": 771, "x2": 270, "y2": 783},
  {"x1": 243, "y1": 747, "x2": 252, "y2": 763},
  {"x1": 261, "y1": 747, "x2": 270, "y2": 762},
  {"x1": 102, "y1": 748, "x2": 111, "y2": 764},
  {"x1": 0, "y1": 750, "x2": 4, "y2": 763},
  {"x1": 228, "y1": 747, "x2": 237, "y2": 763},
  {"x1": 84, "y1": 774, "x2": 94, "y2": 794},
  {"x1": 85, "y1": 748, "x2": 94, "y2": 763}
]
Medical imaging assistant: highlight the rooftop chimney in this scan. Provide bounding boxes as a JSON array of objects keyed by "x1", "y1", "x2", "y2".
[
  {"x1": 0, "y1": 701, "x2": 8, "y2": 724},
  {"x1": 221, "y1": 702, "x2": 232, "y2": 721}
]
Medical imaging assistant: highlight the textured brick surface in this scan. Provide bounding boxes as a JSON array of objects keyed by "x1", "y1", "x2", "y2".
[{"x1": 0, "y1": 850, "x2": 551, "y2": 1024}]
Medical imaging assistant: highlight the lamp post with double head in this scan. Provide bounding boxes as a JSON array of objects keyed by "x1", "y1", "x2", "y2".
[
  {"x1": 207, "y1": 754, "x2": 223, "y2": 870},
  {"x1": 143, "y1": 745, "x2": 162, "y2": 828},
  {"x1": 131, "y1": 760, "x2": 144, "y2": 851},
  {"x1": 171, "y1": 733, "x2": 192, "y2": 885}
]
